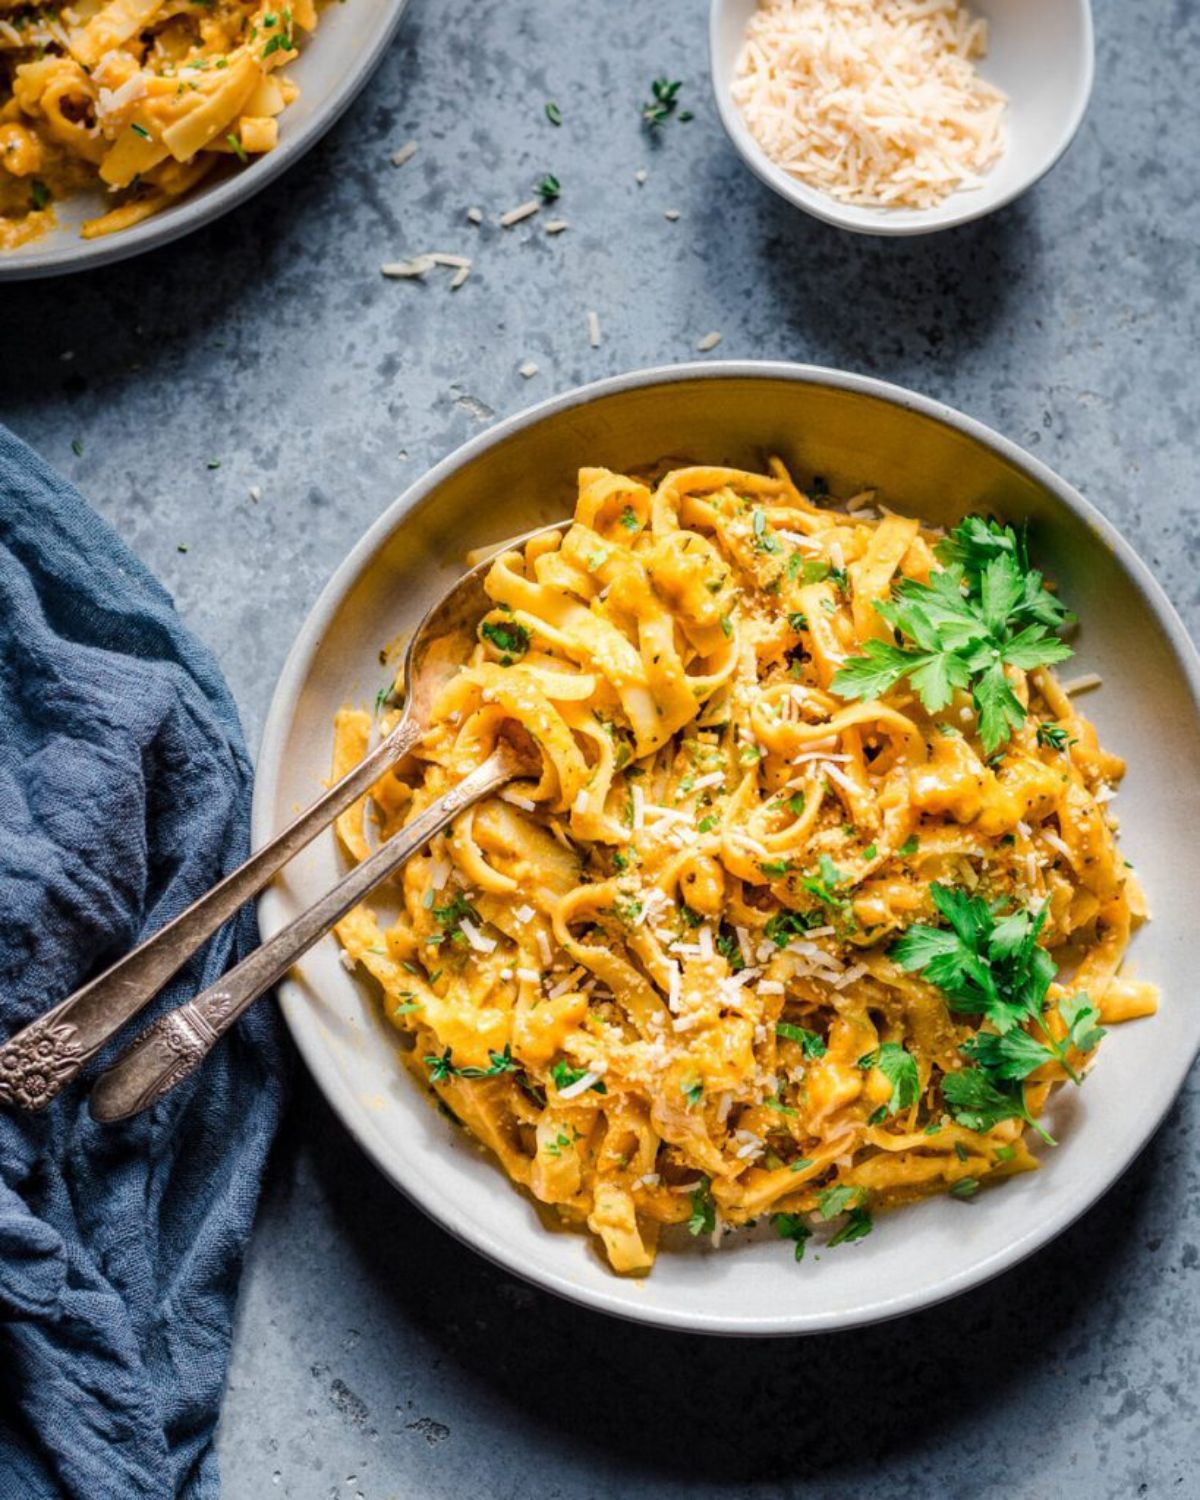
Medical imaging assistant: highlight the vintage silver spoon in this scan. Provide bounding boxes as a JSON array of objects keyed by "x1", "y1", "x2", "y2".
[{"x1": 0, "y1": 523, "x2": 562, "y2": 1117}]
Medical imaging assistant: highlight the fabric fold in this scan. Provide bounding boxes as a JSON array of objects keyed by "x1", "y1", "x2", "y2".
[{"x1": 0, "y1": 424, "x2": 287, "y2": 1500}]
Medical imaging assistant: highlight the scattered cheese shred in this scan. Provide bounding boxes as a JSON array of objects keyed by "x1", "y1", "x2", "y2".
[
  {"x1": 587, "y1": 310, "x2": 601, "y2": 348},
  {"x1": 733, "y1": 0, "x2": 1008, "y2": 210},
  {"x1": 696, "y1": 331, "x2": 722, "y2": 352},
  {"x1": 390, "y1": 140, "x2": 418, "y2": 167},
  {"x1": 500, "y1": 199, "x2": 540, "y2": 227}
]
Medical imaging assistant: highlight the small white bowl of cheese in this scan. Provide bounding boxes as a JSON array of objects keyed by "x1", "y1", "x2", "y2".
[{"x1": 710, "y1": 0, "x2": 1094, "y2": 236}]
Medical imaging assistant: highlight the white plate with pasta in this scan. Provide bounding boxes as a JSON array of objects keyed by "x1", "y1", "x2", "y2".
[
  {"x1": 254, "y1": 363, "x2": 1200, "y2": 1335},
  {"x1": 0, "y1": 0, "x2": 407, "y2": 278}
]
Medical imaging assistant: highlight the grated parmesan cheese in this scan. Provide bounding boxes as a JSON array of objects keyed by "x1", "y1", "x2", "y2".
[
  {"x1": 500, "y1": 199, "x2": 540, "y2": 227},
  {"x1": 733, "y1": 0, "x2": 1008, "y2": 210}
]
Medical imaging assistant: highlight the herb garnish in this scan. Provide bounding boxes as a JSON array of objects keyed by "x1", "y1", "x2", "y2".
[
  {"x1": 425, "y1": 1045, "x2": 516, "y2": 1082},
  {"x1": 641, "y1": 77, "x2": 684, "y2": 127},
  {"x1": 481, "y1": 618, "x2": 530, "y2": 663},
  {"x1": 688, "y1": 1177, "x2": 715, "y2": 1235},
  {"x1": 772, "y1": 1212, "x2": 812, "y2": 1262},
  {"x1": 550, "y1": 1060, "x2": 607, "y2": 1095},
  {"x1": 776, "y1": 1021, "x2": 826, "y2": 1058},
  {"x1": 832, "y1": 516, "x2": 1074, "y2": 753},
  {"x1": 894, "y1": 882, "x2": 1106, "y2": 1143}
]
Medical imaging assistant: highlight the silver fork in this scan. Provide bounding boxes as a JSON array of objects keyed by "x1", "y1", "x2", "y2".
[{"x1": 0, "y1": 523, "x2": 562, "y2": 1118}]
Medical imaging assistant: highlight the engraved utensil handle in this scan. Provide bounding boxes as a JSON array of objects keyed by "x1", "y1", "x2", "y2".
[
  {"x1": 0, "y1": 717, "x2": 424, "y2": 1113},
  {"x1": 89, "y1": 747, "x2": 518, "y2": 1122}
]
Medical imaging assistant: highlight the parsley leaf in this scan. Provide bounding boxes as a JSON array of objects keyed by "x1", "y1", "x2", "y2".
[
  {"x1": 550, "y1": 1060, "x2": 607, "y2": 1095},
  {"x1": 764, "y1": 909, "x2": 820, "y2": 947},
  {"x1": 776, "y1": 1021, "x2": 827, "y2": 1058},
  {"x1": 828, "y1": 1206, "x2": 873, "y2": 1246},
  {"x1": 772, "y1": 1212, "x2": 812, "y2": 1262},
  {"x1": 481, "y1": 618, "x2": 530, "y2": 661},
  {"x1": 831, "y1": 516, "x2": 1074, "y2": 753},
  {"x1": 941, "y1": 1067, "x2": 1055, "y2": 1145},
  {"x1": 687, "y1": 1176, "x2": 715, "y2": 1235},
  {"x1": 799, "y1": 854, "x2": 849, "y2": 910},
  {"x1": 1036, "y1": 722, "x2": 1072, "y2": 751},
  {"x1": 858, "y1": 1042, "x2": 920, "y2": 1115},
  {"x1": 642, "y1": 76, "x2": 684, "y2": 127},
  {"x1": 892, "y1": 883, "x2": 1054, "y2": 1035},
  {"x1": 816, "y1": 1184, "x2": 864, "y2": 1220}
]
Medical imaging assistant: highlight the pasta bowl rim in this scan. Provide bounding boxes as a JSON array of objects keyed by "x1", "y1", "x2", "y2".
[
  {"x1": 707, "y1": 0, "x2": 1096, "y2": 238},
  {"x1": 254, "y1": 359, "x2": 1200, "y2": 1335}
]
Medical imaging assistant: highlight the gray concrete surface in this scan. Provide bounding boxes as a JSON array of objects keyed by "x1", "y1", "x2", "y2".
[{"x1": 4, "y1": 0, "x2": 1199, "y2": 1495}]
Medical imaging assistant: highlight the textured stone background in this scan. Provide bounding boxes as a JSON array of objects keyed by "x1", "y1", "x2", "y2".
[{"x1": 3, "y1": 0, "x2": 1199, "y2": 1495}]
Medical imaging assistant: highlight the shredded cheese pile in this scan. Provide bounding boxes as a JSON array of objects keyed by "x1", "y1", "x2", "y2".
[
  {"x1": 733, "y1": 0, "x2": 1008, "y2": 209},
  {"x1": 332, "y1": 461, "x2": 1154, "y2": 1276}
]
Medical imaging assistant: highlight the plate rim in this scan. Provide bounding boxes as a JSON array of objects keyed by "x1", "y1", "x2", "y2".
[
  {"x1": 0, "y1": 0, "x2": 409, "y2": 282},
  {"x1": 253, "y1": 360, "x2": 1200, "y2": 1336}
]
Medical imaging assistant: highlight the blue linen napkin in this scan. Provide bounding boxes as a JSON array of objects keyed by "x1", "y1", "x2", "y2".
[{"x1": 0, "y1": 424, "x2": 287, "y2": 1499}]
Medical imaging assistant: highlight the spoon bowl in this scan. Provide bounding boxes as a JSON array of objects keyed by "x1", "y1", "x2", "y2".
[{"x1": 709, "y1": 0, "x2": 1095, "y2": 236}]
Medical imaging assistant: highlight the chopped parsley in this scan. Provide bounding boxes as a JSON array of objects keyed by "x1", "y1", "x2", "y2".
[
  {"x1": 641, "y1": 76, "x2": 684, "y2": 127},
  {"x1": 799, "y1": 854, "x2": 849, "y2": 909},
  {"x1": 550, "y1": 1060, "x2": 607, "y2": 1095},
  {"x1": 764, "y1": 909, "x2": 819, "y2": 948},
  {"x1": 776, "y1": 1021, "x2": 826, "y2": 1058},
  {"x1": 828, "y1": 1207, "x2": 873, "y2": 1246},
  {"x1": 682, "y1": 1078, "x2": 704, "y2": 1107},
  {"x1": 751, "y1": 507, "x2": 780, "y2": 554},
  {"x1": 618, "y1": 503, "x2": 640, "y2": 530},
  {"x1": 481, "y1": 618, "x2": 530, "y2": 662},
  {"x1": 687, "y1": 1177, "x2": 716, "y2": 1235},
  {"x1": 544, "y1": 100, "x2": 563, "y2": 125},
  {"x1": 30, "y1": 178, "x2": 50, "y2": 210},
  {"x1": 816, "y1": 1184, "x2": 863, "y2": 1220},
  {"x1": 772, "y1": 1212, "x2": 812, "y2": 1262},
  {"x1": 431, "y1": 892, "x2": 479, "y2": 943},
  {"x1": 1036, "y1": 722, "x2": 1073, "y2": 751},
  {"x1": 612, "y1": 892, "x2": 643, "y2": 926},
  {"x1": 424, "y1": 1045, "x2": 516, "y2": 1082},
  {"x1": 535, "y1": 172, "x2": 561, "y2": 200}
]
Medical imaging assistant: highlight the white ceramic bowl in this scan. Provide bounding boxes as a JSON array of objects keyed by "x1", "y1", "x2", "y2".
[
  {"x1": 254, "y1": 363, "x2": 1200, "y2": 1336},
  {"x1": 0, "y1": 0, "x2": 407, "y2": 281},
  {"x1": 709, "y1": 0, "x2": 1094, "y2": 236}
]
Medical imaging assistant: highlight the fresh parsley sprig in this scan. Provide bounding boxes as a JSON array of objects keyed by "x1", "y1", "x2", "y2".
[
  {"x1": 894, "y1": 883, "x2": 1106, "y2": 1142},
  {"x1": 831, "y1": 516, "x2": 1074, "y2": 753}
]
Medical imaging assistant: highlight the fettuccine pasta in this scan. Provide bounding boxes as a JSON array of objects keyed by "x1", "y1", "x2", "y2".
[
  {"x1": 0, "y1": 0, "x2": 314, "y2": 248},
  {"x1": 332, "y1": 461, "x2": 1156, "y2": 1275}
]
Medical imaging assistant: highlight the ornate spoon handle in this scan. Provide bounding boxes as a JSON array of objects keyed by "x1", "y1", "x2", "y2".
[
  {"x1": 88, "y1": 746, "x2": 519, "y2": 1122},
  {"x1": 0, "y1": 716, "x2": 424, "y2": 1113}
]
